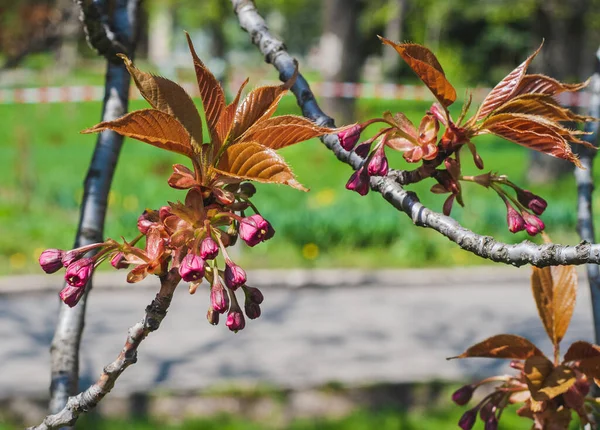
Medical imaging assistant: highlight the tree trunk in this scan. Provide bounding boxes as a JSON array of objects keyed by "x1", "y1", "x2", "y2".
[
  {"x1": 527, "y1": 0, "x2": 590, "y2": 184},
  {"x1": 319, "y1": 0, "x2": 364, "y2": 125}
]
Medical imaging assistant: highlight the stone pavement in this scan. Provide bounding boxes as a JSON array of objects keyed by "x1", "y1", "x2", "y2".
[{"x1": 0, "y1": 266, "x2": 594, "y2": 399}]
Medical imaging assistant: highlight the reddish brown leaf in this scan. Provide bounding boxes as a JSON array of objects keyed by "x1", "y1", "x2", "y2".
[
  {"x1": 216, "y1": 78, "x2": 249, "y2": 144},
  {"x1": 577, "y1": 356, "x2": 600, "y2": 381},
  {"x1": 449, "y1": 334, "x2": 544, "y2": 360},
  {"x1": 185, "y1": 32, "x2": 225, "y2": 141},
  {"x1": 229, "y1": 68, "x2": 297, "y2": 142},
  {"x1": 496, "y1": 94, "x2": 595, "y2": 123},
  {"x1": 119, "y1": 54, "x2": 203, "y2": 150},
  {"x1": 524, "y1": 356, "x2": 554, "y2": 399},
  {"x1": 483, "y1": 116, "x2": 582, "y2": 167},
  {"x1": 564, "y1": 341, "x2": 600, "y2": 362},
  {"x1": 379, "y1": 37, "x2": 456, "y2": 108},
  {"x1": 241, "y1": 115, "x2": 332, "y2": 150},
  {"x1": 214, "y1": 141, "x2": 306, "y2": 190},
  {"x1": 514, "y1": 74, "x2": 589, "y2": 97},
  {"x1": 533, "y1": 364, "x2": 576, "y2": 401},
  {"x1": 531, "y1": 265, "x2": 577, "y2": 348},
  {"x1": 82, "y1": 109, "x2": 193, "y2": 157},
  {"x1": 476, "y1": 43, "x2": 542, "y2": 120}
]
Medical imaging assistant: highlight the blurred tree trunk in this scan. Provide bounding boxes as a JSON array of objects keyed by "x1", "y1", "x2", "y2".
[
  {"x1": 527, "y1": 0, "x2": 590, "y2": 184},
  {"x1": 319, "y1": 0, "x2": 365, "y2": 125},
  {"x1": 382, "y1": 0, "x2": 406, "y2": 78}
]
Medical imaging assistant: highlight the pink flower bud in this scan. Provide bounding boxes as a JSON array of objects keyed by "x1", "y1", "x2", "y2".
[
  {"x1": 110, "y1": 252, "x2": 129, "y2": 269},
  {"x1": 522, "y1": 212, "x2": 545, "y2": 236},
  {"x1": 245, "y1": 302, "x2": 261, "y2": 320},
  {"x1": 479, "y1": 401, "x2": 495, "y2": 422},
  {"x1": 345, "y1": 167, "x2": 370, "y2": 196},
  {"x1": 159, "y1": 206, "x2": 172, "y2": 221},
  {"x1": 354, "y1": 142, "x2": 372, "y2": 159},
  {"x1": 200, "y1": 237, "x2": 219, "y2": 260},
  {"x1": 506, "y1": 204, "x2": 525, "y2": 233},
  {"x1": 243, "y1": 286, "x2": 264, "y2": 305},
  {"x1": 224, "y1": 261, "x2": 246, "y2": 290},
  {"x1": 211, "y1": 278, "x2": 230, "y2": 314},
  {"x1": 458, "y1": 409, "x2": 477, "y2": 430},
  {"x1": 206, "y1": 307, "x2": 219, "y2": 325},
  {"x1": 65, "y1": 258, "x2": 94, "y2": 288},
  {"x1": 517, "y1": 189, "x2": 547, "y2": 215},
  {"x1": 451, "y1": 385, "x2": 474, "y2": 406},
  {"x1": 59, "y1": 284, "x2": 86, "y2": 307},
  {"x1": 179, "y1": 253, "x2": 206, "y2": 282},
  {"x1": 338, "y1": 124, "x2": 363, "y2": 151},
  {"x1": 61, "y1": 249, "x2": 83, "y2": 267},
  {"x1": 226, "y1": 307, "x2": 246, "y2": 332},
  {"x1": 137, "y1": 211, "x2": 155, "y2": 234},
  {"x1": 239, "y1": 214, "x2": 275, "y2": 247},
  {"x1": 39, "y1": 249, "x2": 65, "y2": 273},
  {"x1": 484, "y1": 416, "x2": 498, "y2": 430},
  {"x1": 367, "y1": 146, "x2": 389, "y2": 176}
]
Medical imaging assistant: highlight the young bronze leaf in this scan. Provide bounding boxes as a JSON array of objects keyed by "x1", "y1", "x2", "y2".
[
  {"x1": 524, "y1": 355, "x2": 554, "y2": 398},
  {"x1": 82, "y1": 109, "x2": 193, "y2": 157},
  {"x1": 514, "y1": 74, "x2": 589, "y2": 97},
  {"x1": 118, "y1": 54, "x2": 203, "y2": 149},
  {"x1": 484, "y1": 118, "x2": 582, "y2": 168},
  {"x1": 496, "y1": 94, "x2": 595, "y2": 123},
  {"x1": 564, "y1": 341, "x2": 600, "y2": 362},
  {"x1": 379, "y1": 36, "x2": 456, "y2": 108},
  {"x1": 185, "y1": 32, "x2": 225, "y2": 140},
  {"x1": 449, "y1": 334, "x2": 544, "y2": 360},
  {"x1": 476, "y1": 43, "x2": 542, "y2": 120},
  {"x1": 531, "y1": 265, "x2": 577, "y2": 348},
  {"x1": 216, "y1": 78, "x2": 249, "y2": 145},
  {"x1": 214, "y1": 141, "x2": 307, "y2": 191},
  {"x1": 229, "y1": 68, "x2": 298, "y2": 142},
  {"x1": 240, "y1": 115, "x2": 333, "y2": 150}
]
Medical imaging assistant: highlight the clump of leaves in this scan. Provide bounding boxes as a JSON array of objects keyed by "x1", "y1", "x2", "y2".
[
  {"x1": 449, "y1": 258, "x2": 600, "y2": 429},
  {"x1": 38, "y1": 33, "x2": 335, "y2": 332},
  {"x1": 341, "y1": 38, "x2": 595, "y2": 236}
]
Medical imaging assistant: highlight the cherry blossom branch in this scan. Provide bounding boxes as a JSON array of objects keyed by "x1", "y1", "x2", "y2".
[
  {"x1": 231, "y1": 0, "x2": 600, "y2": 267},
  {"x1": 30, "y1": 270, "x2": 180, "y2": 430},
  {"x1": 49, "y1": 0, "x2": 140, "y2": 417}
]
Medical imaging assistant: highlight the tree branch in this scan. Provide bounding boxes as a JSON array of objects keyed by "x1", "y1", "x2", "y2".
[
  {"x1": 231, "y1": 0, "x2": 600, "y2": 267},
  {"x1": 30, "y1": 270, "x2": 180, "y2": 430},
  {"x1": 49, "y1": 0, "x2": 140, "y2": 418}
]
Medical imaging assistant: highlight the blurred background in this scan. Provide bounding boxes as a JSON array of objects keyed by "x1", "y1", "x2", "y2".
[{"x1": 1, "y1": 0, "x2": 600, "y2": 429}]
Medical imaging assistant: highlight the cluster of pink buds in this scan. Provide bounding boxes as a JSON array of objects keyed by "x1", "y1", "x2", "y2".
[{"x1": 39, "y1": 181, "x2": 273, "y2": 333}]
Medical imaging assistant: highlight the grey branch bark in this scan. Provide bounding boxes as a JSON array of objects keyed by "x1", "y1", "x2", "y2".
[
  {"x1": 231, "y1": 0, "x2": 600, "y2": 268},
  {"x1": 31, "y1": 270, "x2": 180, "y2": 430},
  {"x1": 48, "y1": 0, "x2": 140, "y2": 420},
  {"x1": 575, "y1": 46, "x2": 600, "y2": 343}
]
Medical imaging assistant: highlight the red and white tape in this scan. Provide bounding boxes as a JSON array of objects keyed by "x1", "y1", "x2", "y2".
[{"x1": 0, "y1": 81, "x2": 591, "y2": 107}]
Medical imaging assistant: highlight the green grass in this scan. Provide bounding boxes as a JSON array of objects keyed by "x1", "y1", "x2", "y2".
[{"x1": 0, "y1": 96, "x2": 587, "y2": 274}]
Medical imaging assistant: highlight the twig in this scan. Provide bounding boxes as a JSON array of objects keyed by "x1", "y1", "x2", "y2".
[
  {"x1": 30, "y1": 270, "x2": 180, "y2": 430},
  {"x1": 48, "y1": 0, "x2": 140, "y2": 418},
  {"x1": 231, "y1": 0, "x2": 600, "y2": 268}
]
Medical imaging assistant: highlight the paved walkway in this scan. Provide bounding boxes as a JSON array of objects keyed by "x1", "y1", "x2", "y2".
[{"x1": 0, "y1": 267, "x2": 595, "y2": 399}]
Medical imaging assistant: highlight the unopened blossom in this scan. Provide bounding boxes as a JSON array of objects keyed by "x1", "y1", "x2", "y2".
[
  {"x1": 65, "y1": 257, "x2": 95, "y2": 288},
  {"x1": 367, "y1": 145, "x2": 389, "y2": 176},
  {"x1": 458, "y1": 408, "x2": 477, "y2": 430},
  {"x1": 516, "y1": 189, "x2": 547, "y2": 215},
  {"x1": 39, "y1": 249, "x2": 65, "y2": 274},
  {"x1": 210, "y1": 277, "x2": 230, "y2": 314},
  {"x1": 243, "y1": 285, "x2": 264, "y2": 305},
  {"x1": 59, "y1": 284, "x2": 86, "y2": 307},
  {"x1": 110, "y1": 252, "x2": 129, "y2": 269},
  {"x1": 338, "y1": 124, "x2": 363, "y2": 151},
  {"x1": 452, "y1": 385, "x2": 474, "y2": 406},
  {"x1": 484, "y1": 416, "x2": 498, "y2": 430},
  {"x1": 239, "y1": 182, "x2": 257, "y2": 199},
  {"x1": 200, "y1": 237, "x2": 219, "y2": 260},
  {"x1": 226, "y1": 306, "x2": 246, "y2": 332},
  {"x1": 179, "y1": 253, "x2": 205, "y2": 282},
  {"x1": 224, "y1": 260, "x2": 246, "y2": 290},
  {"x1": 506, "y1": 204, "x2": 526, "y2": 233},
  {"x1": 206, "y1": 307, "x2": 219, "y2": 325},
  {"x1": 245, "y1": 302, "x2": 261, "y2": 319},
  {"x1": 239, "y1": 214, "x2": 275, "y2": 247},
  {"x1": 522, "y1": 212, "x2": 545, "y2": 236},
  {"x1": 354, "y1": 142, "x2": 372, "y2": 159},
  {"x1": 345, "y1": 167, "x2": 370, "y2": 196}
]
